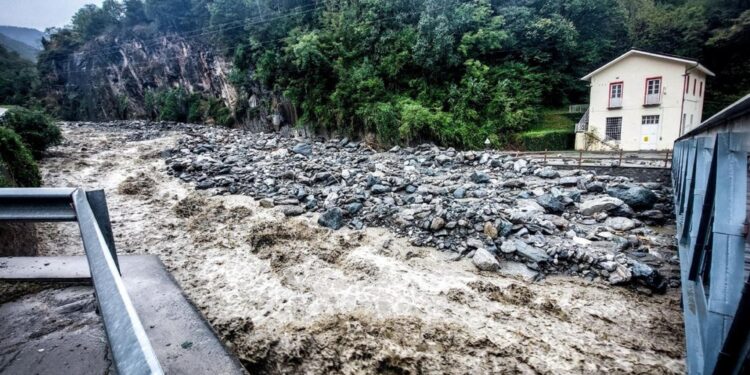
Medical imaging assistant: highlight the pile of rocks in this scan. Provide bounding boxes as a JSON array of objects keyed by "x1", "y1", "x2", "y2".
[
  {"x1": 153, "y1": 124, "x2": 679, "y2": 292},
  {"x1": 69, "y1": 120, "x2": 675, "y2": 292}
]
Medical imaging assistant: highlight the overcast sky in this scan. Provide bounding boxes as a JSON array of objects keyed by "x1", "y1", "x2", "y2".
[{"x1": 0, "y1": 0, "x2": 104, "y2": 30}]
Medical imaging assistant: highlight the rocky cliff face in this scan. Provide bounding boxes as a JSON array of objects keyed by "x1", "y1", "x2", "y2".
[{"x1": 42, "y1": 32, "x2": 274, "y2": 130}]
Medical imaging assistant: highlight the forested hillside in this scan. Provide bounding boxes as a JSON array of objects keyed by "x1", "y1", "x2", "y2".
[{"x1": 28, "y1": 0, "x2": 750, "y2": 148}]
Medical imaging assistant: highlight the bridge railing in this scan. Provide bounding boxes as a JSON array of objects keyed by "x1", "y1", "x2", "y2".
[
  {"x1": 672, "y1": 132, "x2": 750, "y2": 375},
  {"x1": 0, "y1": 188, "x2": 164, "y2": 375}
]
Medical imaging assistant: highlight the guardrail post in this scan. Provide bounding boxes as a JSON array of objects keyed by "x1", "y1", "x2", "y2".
[
  {"x1": 543, "y1": 149, "x2": 547, "y2": 165},
  {"x1": 618, "y1": 150, "x2": 623, "y2": 167},
  {"x1": 578, "y1": 150, "x2": 582, "y2": 167}
]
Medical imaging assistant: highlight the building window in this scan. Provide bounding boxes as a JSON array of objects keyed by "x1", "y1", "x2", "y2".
[
  {"x1": 700, "y1": 81, "x2": 703, "y2": 97},
  {"x1": 645, "y1": 77, "x2": 662, "y2": 105},
  {"x1": 685, "y1": 75, "x2": 690, "y2": 93},
  {"x1": 609, "y1": 82, "x2": 623, "y2": 108},
  {"x1": 642, "y1": 115, "x2": 660, "y2": 125},
  {"x1": 693, "y1": 78, "x2": 697, "y2": 95},
  {"x1": 605, "y1": 117, "x2": 622, "y2": 141}
]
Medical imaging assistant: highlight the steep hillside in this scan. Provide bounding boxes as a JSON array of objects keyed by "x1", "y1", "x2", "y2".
[
  {"x1": 0, "y1": 33, "x2": 39, "y2": 62},
  {"x1": 0, "y1": 26, "x2": 43, "y2": 49},
  {"x1": 37, "y1": 30, "x2": 259, "y2": 128}
]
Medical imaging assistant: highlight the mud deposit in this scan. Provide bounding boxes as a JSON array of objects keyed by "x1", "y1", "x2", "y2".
[{"x1": 33, "y1": 123, "x2": 685, "y2": 374}]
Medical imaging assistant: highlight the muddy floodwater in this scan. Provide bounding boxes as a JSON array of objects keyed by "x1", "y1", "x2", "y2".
[{"x1": 31, "y1": 124, "x2": 684, "y2": 374}]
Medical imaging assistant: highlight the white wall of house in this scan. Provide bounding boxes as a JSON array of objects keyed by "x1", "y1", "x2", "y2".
[{"x1": 575, "y1": 52, "x2": 710, "y2": 151}]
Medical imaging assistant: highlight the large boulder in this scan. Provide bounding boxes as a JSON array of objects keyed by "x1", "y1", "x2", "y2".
[
  {"x1": 604, "y1": 217, "x2": 636, "y2": 231},
  {"x1": 536, "y1": 194, "x2": 566, "y2": 214},
  {"x1": 472, "y1": 248, "x2": 500, "y2": 271},
  {"x1": 515, "y1": 241, "x2": 549, "y2": 264},
  {"x1": 509, "y1": 199, "x2": 545, "y2": 223},
  {"x1": 291, "y1": 143, "x2": 313, "y2": 156},
  {"x1": 607, "y1": 184, "x2": 657, "y2": 210},
  {"x1": 318, "y1": 208, "x2": 344, "y2": 230},
  {"x1": 534, "y1": 166, "x2": 560, "y2": 179},
  {"x1": 579, "y1": 196, "x2": 624, "y2": 216},
  {"x1": 470, "y1": 171, "x2": 491, "y2": 184}
]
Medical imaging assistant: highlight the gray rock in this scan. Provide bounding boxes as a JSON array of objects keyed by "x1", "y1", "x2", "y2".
[
  {"x1": 467, "y1": 238, "x2": 485, "y2": 249},
  {"x1": 585, "y1": 181, "x2": 605, "y2": 193},
  {"x1": 513, "y1": 159, "x2": 528, "y2": 172},
  {"x1": 370, "y1": 184, "x2": 391, "y2": 194},
  {"x1": 502, "y1": 179, "x2": 525, "y2": 188},
  {"x1": 318, "y1": 208, "x2": 344, "y2": 230},
  {"x1": 346, "y1": 202, "x2": 363, "y2": 215},
  {"x1": 471, "y1": 171, "x2": 491, "y2": 184},
  {"x1": 453, "y1": 187, "x2": 466, "y2": 199},
  {"x1": 631, "y1": 261, "x2": 654, "y2": 278},
  {"x1": 291, "y1": 143, "x2": 313, "y2": 156},
  {"x1": 279, "y1": 205, "x2": 305, "y2": 217},
  {"x1": 608, "y1": 265, "x2": 632, "y2": 285},
  {"x1": 534, "y1": 166, "x2": 560, "y2": 179},
  {"x1": 472, "y1": 248, "x2": 500, "y2": 271},
  {"x1": 496, "y1": 219, "x2": 513, "y2": 237},
  {"x1": 558, "y1": 176, "x2": 578, "y2": 186},
  {"x1": 500, "y1": 241, "x2": 516, "y2": 254},
  {"x1": 509, "y1": 199, "x2": 545, "y2": 223},
  {"x1": 515, "y1": 241, "x2": 549, "y2": 263},
  {"x1": 536, "y1": 194, "x2": 566, "y2": 214},
  {"x1": 638, "y1": 209, "x2": 665, "y2": 221},
  {"x1": 259, "y1": 198, "x2": 274, "y2": 208},
  {"x1": 607, "y1": 184, "x2": 657, "y2": 210},
  {"x1": 435, "y1": 154, "x2": 452, "y2": 165},
  {"x1": 604, "y1": 217, "x2": 636, "y2": 231},
  {"x1": 579, "y1": 196, "x2": 624, "y2": 216}
]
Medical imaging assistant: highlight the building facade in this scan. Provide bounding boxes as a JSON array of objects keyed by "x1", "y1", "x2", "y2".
[{"x1": 575, "y1": 50, "x2": 714, "y2": 151}]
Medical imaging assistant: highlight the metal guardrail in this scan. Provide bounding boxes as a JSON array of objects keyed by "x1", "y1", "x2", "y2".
[
  {"x1": 498, "y1": 150, "x2": 672, "y2": 169},
  {"x1": 672, "y1": 133, "x2": 750, "y2": 374},
  {"x1": 0, "y1": 188, "x2": 164, "y2": 375}
]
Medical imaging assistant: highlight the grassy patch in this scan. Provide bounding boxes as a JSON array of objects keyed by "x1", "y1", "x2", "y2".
[{"x1": 516, "y1": 108, "x2": 577, "y2": 151}]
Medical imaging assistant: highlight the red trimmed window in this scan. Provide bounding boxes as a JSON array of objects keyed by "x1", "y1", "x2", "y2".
[
  {"x1": 644, "y1": 77, "x2": 662, "y2": 105},
  {"x1": 609, "y1": 82, "x2": 623, "y2": 108}
]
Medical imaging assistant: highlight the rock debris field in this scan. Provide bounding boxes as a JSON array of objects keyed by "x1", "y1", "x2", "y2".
[
  {"x1": 162, "y1": 122, "x2": 678, "y2": 292},
  {"x1": 14, "y1": 121, "x2": 685, "y2": 374}
]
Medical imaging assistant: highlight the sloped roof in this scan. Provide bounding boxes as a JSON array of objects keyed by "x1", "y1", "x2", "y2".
[{"x1": 581, "y1": 49, "x2": 715, "y2": 81}]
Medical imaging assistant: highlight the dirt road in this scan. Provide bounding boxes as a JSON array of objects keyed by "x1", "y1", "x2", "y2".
[{"x1": 35, "y1": 123, "x2": 685, "y2": 374}]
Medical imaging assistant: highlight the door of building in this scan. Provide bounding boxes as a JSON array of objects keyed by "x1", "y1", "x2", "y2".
[{"x1": 640, "y1": 115, "x2": 659, "y2": 150}]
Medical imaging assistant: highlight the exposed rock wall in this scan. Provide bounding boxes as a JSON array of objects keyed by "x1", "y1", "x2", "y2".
[{"x1": 44, "y1": 32, "x2": 274, "y2": 131}]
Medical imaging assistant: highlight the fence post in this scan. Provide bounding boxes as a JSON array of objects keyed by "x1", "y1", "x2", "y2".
[
  {"x1": 578, "y1": 150, "x2": 582, "y2": 167},
  {"x1": 543, "y1": 149, "x2": 547, "y2": 165},
  {"x1": 618, "y1": 150, "x2": 623, "y2": 167}
]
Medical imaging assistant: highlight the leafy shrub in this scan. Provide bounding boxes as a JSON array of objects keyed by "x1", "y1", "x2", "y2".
[
  {"x1": 0, "y1": 107, "x2": 61, "y2": 159},
  {"x1": 0, "y1": 127, "x2": 41, "y2": 187},
  {"x1": 517, "y1": 129, "x2": 575, "y2": 151},
  {"x1": 145, "y1": 88, "x2": 234, "y2": 126}
]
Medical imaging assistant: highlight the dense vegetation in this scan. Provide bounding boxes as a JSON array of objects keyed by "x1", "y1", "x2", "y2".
[
  {"x1": 21, "y1": 0, "x2": 750, "y2": 148},
  {"x1": 0, "y1": 44, "x2": 39, "y2": 106},
  {"x1": 0, "y1": 107, "x2": 59, "y2": 187}
]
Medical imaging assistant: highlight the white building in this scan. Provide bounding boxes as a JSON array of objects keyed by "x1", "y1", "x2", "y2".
[{"x1": 575, "y1": 49, "x2": 714, "y2": 151}]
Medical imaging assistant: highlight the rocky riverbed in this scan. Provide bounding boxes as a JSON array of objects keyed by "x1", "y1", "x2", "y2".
[
  {"x1": 17, "y1": 121, "x2": 685, "y2": 374},
  {"x1": 152, "y1": 121, "x2": 679, "y2": 293}
]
